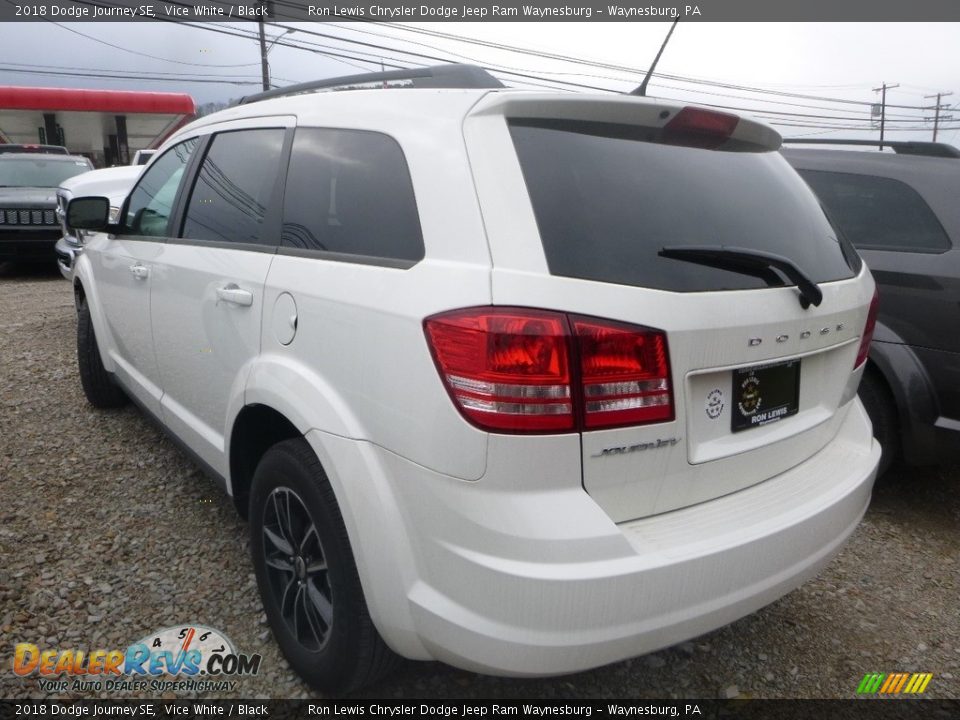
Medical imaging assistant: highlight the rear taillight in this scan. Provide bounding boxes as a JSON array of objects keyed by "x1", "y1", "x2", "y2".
[
  {"x1": 572, "y1": 317, "x2": 673, "y2": 428},
  {"x1": 424, "y1": 308, "x2": 574, "y2": 432},
  {"x1": 855, "y1": 288, "x2": 880, "y2": 369},
  {"x1": 424, "y1": 308, "x2": 673, "y2": 434},
  {"x1": 663, "y1": 107, "x2": 739, "y2": 150}
]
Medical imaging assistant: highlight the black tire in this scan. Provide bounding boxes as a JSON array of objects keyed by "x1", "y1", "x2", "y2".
[
  {"x1": 77, "y1": 301, "x2": 127, "y2": 409},
  {"x1": 858, "y1": 369, "x2": 899, "y2": 477},
  {"x1": 249, "y1": 438, "x2": 398, "y2": 695}
]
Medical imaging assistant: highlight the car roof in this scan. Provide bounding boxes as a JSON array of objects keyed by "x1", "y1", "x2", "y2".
[
  {"x1": 0, "y1": 144, "x2": 69, "y2": 154},
  {"x1": 782, "y1": 147, "x2": 960, "y2": 182},
  {"x1": 172, "y1": 87, "x2": 782, "y2": 155},
  {"x1": 181, "y1": 87, "x2": 509, "y2": 131},
  {"x1": 169, "y1": 63, "x2": 780, "y2": 149},
  {"x1": 0, "y1": 152, "x2": 90, "y2": 163}
]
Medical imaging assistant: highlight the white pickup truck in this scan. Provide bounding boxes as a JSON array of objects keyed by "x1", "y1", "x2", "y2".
[{"x1": 55, "y1": 164, "x2": 142, "y2": 279}]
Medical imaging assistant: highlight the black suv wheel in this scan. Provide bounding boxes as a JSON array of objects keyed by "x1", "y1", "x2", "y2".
[
  {"x1": 249, "y1": 438, "x2": 398, "y2": 694},
  {"x1": 858, "y1": 370, "x2": 899, "y2": 477},
  {"x1": 77, "y1": 301, "x2": 127, "y2": 409}
]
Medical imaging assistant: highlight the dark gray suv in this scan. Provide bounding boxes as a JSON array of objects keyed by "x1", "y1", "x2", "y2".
[
  {"x1": 0, "y1": 152, "x2": 93, "y2": 262},
  {"x1": 784, "y1": 141, "x2": 960, "y2": 474}
]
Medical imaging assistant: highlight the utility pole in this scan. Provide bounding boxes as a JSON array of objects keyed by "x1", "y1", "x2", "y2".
[
  {"x1": 258, "y1": 13, "x2": 269, "y2": 91},
  {"x1": 872, "y1": 82, "x2": 899, "y2": 150},
  {"x1": 258, "y1": 1, "x2": 275, "y2": 91},
  {"x1": 924, "y1": 92, "x2": 954, "y2": 141}
]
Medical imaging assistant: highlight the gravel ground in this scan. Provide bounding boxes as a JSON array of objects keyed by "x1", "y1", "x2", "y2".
[{"x1": 1, "y1": 261, "x2": 958, "y2": 701}]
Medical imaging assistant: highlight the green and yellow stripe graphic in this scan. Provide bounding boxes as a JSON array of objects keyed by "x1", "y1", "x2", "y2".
[{"x1": 856, "y1": 672, "x2": 933, "y2": 694}]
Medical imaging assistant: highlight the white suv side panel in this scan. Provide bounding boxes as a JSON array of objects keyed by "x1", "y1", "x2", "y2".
[{"x1": 246, "y1": 110, "x2": 496, "y2": 481}]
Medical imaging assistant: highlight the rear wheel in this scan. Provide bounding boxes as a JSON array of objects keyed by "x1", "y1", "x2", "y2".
[
  {"x1": 858, "y1": 369, "x2": 898, "y2": 477},
  {"x1": 77, "y1": 301, "x2": 127, "y2": 409},
  {"x1": 249, "y1": 438, "x2": 398, "y2": 694}
]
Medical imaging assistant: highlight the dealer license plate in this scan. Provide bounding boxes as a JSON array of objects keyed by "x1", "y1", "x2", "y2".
[{"x1": 731, "y1": 359, "x2": 800, "y2": 433}]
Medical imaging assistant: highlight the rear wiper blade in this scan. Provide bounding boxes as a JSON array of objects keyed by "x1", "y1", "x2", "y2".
[{"x1": 658, "y1": 245, "x2": 823, "y2": 309}]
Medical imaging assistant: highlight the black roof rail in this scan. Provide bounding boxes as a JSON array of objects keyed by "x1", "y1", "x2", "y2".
[
  {"x1": 782, "y1": 138, "x2": 960, "y2": 159},
  {"x1": 239, "y1": 63, "x2": 505, "y2": 105}
]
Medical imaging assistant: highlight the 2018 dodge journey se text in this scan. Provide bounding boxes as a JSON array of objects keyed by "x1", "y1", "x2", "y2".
[{"x1": 64, "y1": 64, "x2": 881, "y2": 693}]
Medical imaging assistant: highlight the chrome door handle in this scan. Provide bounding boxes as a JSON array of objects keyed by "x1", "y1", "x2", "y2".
[
  {"x1": 129, "y1": 264, "x2": 149, "y2": 280},
  {"x1": 216, "y1": 284, "x2": 254, "y2": 307}
]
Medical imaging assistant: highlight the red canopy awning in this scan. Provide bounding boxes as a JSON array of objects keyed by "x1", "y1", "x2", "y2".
[{"x1": 0, "y1": 86, "x2": 195, "y2": 115}]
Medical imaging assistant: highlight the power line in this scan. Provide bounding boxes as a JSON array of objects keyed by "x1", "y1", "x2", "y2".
[
  {"x1": 0, "y1": 60, "x2": 290, "y2": 83},
  {"x1": 35, "y1": 0, "x2": 395, "y2": 77},
  {"x1": 0, "y1": 65, "x2": 263, "y2": 86},
  {"x1": 6, "y1": 6, "x2": 955, "y2": 142},
  {"x1": 370, "y1": 20, "x2": 933, "y2": 110},
  {"x1": 32, "y1": 5, "x2": 947, "y2": 120},
  {"x1": 178, "y1": 20, "x2": 407, "y2": 72},
  {"x1": 46, "y1": 20, "x2": 260, "y2": 68},
  {"x1": 262, "y1": 23, "x2": 940, "y2": 125}
]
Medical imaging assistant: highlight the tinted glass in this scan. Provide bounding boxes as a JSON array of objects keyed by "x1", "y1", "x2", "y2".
[
  {"x1": 181, "y1": 129, "x2": 285, "y2": 245},
  {"x1": 0, "y1": 156, "x2": 92, "y2": 187},
  {"x1": 509, "y1": 120, "x2": 858, "y2": 292},
  {"x1": 799, "y1": 169, "x2": 951, "y2": 253},
  {"x1": 281, "y1": 128, "x2": 424, "y2": 262},
  {"x1": 124, "y1": 139, "x2": 198, "y2": 237}
]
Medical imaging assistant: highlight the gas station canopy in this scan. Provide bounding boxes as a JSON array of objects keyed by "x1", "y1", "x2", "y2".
[{"x1": 0, "y1": 86, "x2": 195, "y2": 167}]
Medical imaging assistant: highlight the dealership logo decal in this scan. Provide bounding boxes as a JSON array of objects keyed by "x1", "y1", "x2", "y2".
[
  {"x1": 856, "y1": 672, "x2": 933, "y2": 695},
  {"x1": 737, "y1": 374, "x2": 762, "y2": 416},
  {"x1": 705, "y1": 388, "x2": 724, "y2": 419},
  {"x1": 13, "y1": 624, "x2": 261, "y2": 694}
]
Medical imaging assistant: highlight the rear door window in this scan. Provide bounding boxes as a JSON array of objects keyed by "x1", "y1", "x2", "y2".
[
  {"x1": 798, "y1": 169, "x2": 951, "y2": 253},
  {"x1": 509, "y1": 119, "x2": 858, "y2": 291},
  {"x1": 181, "y1": 128, "x2": 286, "y2": 246}
]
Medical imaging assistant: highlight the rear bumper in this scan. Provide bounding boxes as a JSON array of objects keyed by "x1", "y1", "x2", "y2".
[{"x1": 311, "y1": 399, "x2": 879, "y2": 676}]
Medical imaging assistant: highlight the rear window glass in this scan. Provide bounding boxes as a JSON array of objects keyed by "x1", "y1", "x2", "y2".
[
  {"x1": 798, "y1": 169, "x2": 951, "y2": 253},
  {"x1": 509, "y1": 119, "x2": 858, "y2": 292},
  {"x1": 181, "y1": 128, "x2": 286, "y2": 246},
  {"x1": 0, "y1": 156, "x2": 91, "y2": 187},
  {"x1": 281, "y1": 128, "x2": 424, "y2": 263}
]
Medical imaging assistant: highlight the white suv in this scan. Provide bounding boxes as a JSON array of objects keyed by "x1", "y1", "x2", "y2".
[{"x1": 66, "y1": 64, "x2": 881, "y2": 693}]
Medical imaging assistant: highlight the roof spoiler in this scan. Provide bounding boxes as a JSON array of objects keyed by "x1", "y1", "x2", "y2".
[
  {"x1": 239, "y1": 63, "x2": 505, "y2": 105},
  {"x1": 783, "y1": 138, "x2": 960, "y2": 159}
]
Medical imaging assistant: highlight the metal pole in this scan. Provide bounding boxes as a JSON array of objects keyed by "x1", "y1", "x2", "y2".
[
  {"x1": 873, "y1": 82, "x2": 899, "y2": 150},
  {"x1": 631, "y1": 19, "x2": 680, "y2": 97},
  {"x1": 879, "y1": 84, "x2": 887, "y2": 150},
  {"x1": 933, "y1": 93, "x2": 941, "y2": 141},
  {"x1": 924, "y1": 92, "x2": 953, "y2": 141},
  {"x1": 259, "y1": 10, "x2": 269, "y2": 91}
]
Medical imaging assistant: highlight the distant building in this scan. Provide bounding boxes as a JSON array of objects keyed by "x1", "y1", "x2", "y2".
[{"x1": 0, "y1": 86, "x2": 195, "y2": 167}]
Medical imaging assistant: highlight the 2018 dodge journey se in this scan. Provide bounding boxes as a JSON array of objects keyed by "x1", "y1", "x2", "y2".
[{"x1": 65, "y1": 64, "x2": 881, "y2": 693}]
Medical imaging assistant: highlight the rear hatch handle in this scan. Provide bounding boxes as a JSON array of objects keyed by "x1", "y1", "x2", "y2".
[{"x1": 658, "y1": 245, "x2": 824, "y2": 309}]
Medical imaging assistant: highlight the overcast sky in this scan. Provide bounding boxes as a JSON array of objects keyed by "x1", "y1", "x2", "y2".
[{"x1": 2, "y1": 21, "x2": 958, "y2": 145}]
